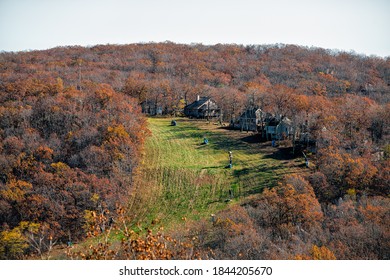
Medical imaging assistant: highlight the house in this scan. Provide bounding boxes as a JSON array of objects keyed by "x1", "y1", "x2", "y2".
[
  {"x1": 239, "y1": 108, "x2": 263, "y2": 132},
  {"x1": 265, "y1": 116, "x2": 293, "y2": 140},
  {"x1": 184, "y1": 96, "x2": 220, "y2": 119}
]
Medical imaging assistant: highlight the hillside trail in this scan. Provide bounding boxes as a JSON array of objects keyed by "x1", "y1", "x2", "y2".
[{"x1": 130, "y1": 118, "x2": 309, "y2": 230}]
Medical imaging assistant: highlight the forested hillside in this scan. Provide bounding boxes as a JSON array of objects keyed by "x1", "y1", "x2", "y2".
[{"x1": 0, "y1": 43, "x2": 389, "y2": 259}]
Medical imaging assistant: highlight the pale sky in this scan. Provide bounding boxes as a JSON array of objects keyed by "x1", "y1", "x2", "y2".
[{"x1": 0, "y1": 0, "x2": 389, "y2": 57}]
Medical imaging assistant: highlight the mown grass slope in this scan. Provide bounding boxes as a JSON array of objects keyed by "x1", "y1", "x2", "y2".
[{"x1": 130, "y1": 118, "x2": 306, "y2": 230}]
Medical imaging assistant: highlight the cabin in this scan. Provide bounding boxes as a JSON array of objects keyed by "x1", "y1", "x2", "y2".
[
  {"x1": 239, "y1": 108, "x2": 263, "y2": 132},
  {"x1": 184, "y1": 96, "x2": 220, "y2": 119},
  {"x1": 265, "y1": 117, "x2": 293, "y2": 140}
]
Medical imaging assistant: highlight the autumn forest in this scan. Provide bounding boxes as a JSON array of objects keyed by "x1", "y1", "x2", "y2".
[{"x1": 0, "y1": 43, "x2": 389, "y2": 260}]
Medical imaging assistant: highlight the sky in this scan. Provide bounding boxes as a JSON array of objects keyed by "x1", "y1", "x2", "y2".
[{"x1": 0, "y1": 0, "x2": 389, "y2": 57}]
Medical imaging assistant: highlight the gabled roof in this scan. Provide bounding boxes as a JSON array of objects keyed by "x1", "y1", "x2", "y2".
[
  {"x1": 185, "y1": 97, "x2": 215, "y2": 110},
  {"x1": 240, "y1": 108, "x2": 262, "y2": 119},
  {"x1": 267, "y1": 116, "x2": 292, "y2": 127},
  {"x1": 280, "y1": 117, "x2": 292, "y2": 126}
]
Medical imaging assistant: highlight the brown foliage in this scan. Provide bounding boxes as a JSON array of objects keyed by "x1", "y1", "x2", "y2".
[
  {"x1": 0, "y1": 79, "x2": 146, "y2": 258},
  {"x1": 0, "y1": 42, "x2": 389, "y2": 259}
]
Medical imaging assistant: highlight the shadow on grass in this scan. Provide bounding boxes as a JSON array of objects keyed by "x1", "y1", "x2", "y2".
[
  {"x1": 209, "y1": 137, "x2": 248, "y2": 152},
  {"x1": 263, "y1": 147, "x2": 299, "y2": 160},
  {"x1": 233, "y1": 168, "x2": 251, "y2": 176},
  {"x1": 196, "y1": 143, "x2": 212, "y2": 149},
  {"x1": 202, "y1": 165, "x2": 226, "y2": 170},
  {"x1": 240, "y1": 134, "x2": 263, "y2": 143}
]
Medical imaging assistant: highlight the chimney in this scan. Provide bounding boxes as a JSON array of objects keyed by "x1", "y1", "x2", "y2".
[{"x1": 197, "y1": 95, "x2": 200, "y2": 101}]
